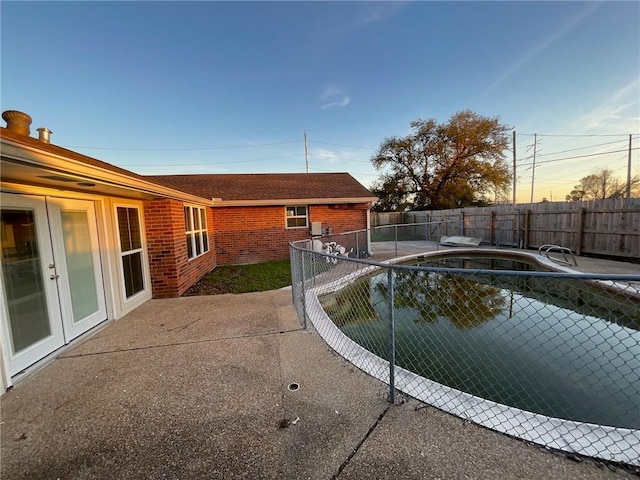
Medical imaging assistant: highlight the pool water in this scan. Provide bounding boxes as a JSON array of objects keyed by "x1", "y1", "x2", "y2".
[{"x1": 320, "y1": 264, "x2": 640, "y2": 429}]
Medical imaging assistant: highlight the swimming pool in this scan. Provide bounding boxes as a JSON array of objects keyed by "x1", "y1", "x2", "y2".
[
  {"x1": 309, "y1": 249, "x2": 640, "y2": 464},
  {"x1": 323, "y1": 269, "x2": 639, "y2": 428}
]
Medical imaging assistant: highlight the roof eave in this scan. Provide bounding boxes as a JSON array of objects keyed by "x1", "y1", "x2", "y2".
[
  {"x1": 1, "y1": 137, "x2": 213, "y2": 205},
  {"x1": 211, "y1": 196, "x2": 378, "y2": 207}
]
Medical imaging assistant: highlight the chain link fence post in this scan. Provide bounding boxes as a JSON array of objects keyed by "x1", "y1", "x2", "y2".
[
  {"x1": 299, "y1": 249, "x2": 308, "y2": 329},
  {"x1": 394, "y1": 225, "x2": 398, "y2": 258},
  {"x1": 387, "y1": 265, "x2": 396, "y2": 404},
  {"x1": 355, "y1": 230, "x2": 359, "y2": 258}
]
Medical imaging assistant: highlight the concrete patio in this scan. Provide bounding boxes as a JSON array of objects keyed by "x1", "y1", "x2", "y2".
[{"x1": 1, "y1": 287, "x2": 635, "y2": 479}]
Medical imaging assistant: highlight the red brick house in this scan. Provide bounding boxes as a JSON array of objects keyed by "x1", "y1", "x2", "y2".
[
  {"x1": 147, "y1": 174, "x2": 377, "y2": 265},
  {"x1": 0, "y1": 110, "x2": 375, "y2": 389}
]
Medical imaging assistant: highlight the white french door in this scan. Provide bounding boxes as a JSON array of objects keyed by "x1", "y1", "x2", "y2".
[
  {"x1": 0, "y1": 194, "x2": 107, "y2": 375},
  {"x1": 48, "y1": 198, "x2": 107, "y2": 340}
]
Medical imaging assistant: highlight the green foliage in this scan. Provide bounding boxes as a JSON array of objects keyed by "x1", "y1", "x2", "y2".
[
  {"x1": 371, "y1": 110, "x2": 512, "y2": 211},
  {"x1": 183, "y1": 260, "x2": 291, "y2": 295}
]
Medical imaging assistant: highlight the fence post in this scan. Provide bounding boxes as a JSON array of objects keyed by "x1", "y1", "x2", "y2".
[
  {"x1": 299, "y1": 250, "x2": 308, "y2": 329},
  {"x1": 517, "y1": 210, "x2": 522, "y2": 248},
  {"x1": 394, "y1": 225, "x2": 398, "y2": 258},
  {"x1": 355, "y1": 230, "x2": 359, "y2": 258},
  {"x1": 387, "y1": 266, "x2": 396, "y2": 404},
  {"x1": 490, "y1": 211, "x2": 496, "y2": 246},
  {"x1": 524, "y1": 209, "x2": 531, "y2": 249},
  {"x1": 426, "y1": 214, "x2": 431, "y2": 241},
  {"x1": 575, "y1": 207, "x2": 585, "y2": 255}
]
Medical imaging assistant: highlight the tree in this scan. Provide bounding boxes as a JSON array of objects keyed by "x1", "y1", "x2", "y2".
[
  {"x1": 370, "y1": 110, "x2": 512, "y2": 211},
  {"x1": 565, "y1": 169, "x2": 640, "y2": 201},
  {"x1": 370, "y1": 178, "x2": 411, "y2": 212}
]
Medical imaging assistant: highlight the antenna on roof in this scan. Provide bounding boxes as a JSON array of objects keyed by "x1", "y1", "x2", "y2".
[{"x1": 304, "y1": 129, "x2": 308, "y2": 173}]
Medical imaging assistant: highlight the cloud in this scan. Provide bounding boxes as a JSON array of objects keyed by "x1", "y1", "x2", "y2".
[
  {"x1": 572, "y1": 78, "x2": 640, "y2": 132},
  {"x1": 320, "y1": 97, "x2": 351, "y2": 110},
  {"x1": 310, "y1": 148, "x2": 356, "y2": 165},
  {"x1": 359, "y1": 2, "x2": 408, "y2": 26},
  {"x1": 319, "y1": 84, "x2": 351, "y2": 110}
]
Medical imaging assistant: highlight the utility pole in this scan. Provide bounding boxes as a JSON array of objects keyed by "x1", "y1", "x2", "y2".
[
  {"x1": 627, "y1": 134, "x2": 632, "y2": 199},
  {"x1": 530, "y1": 133, "x2": 537, "y2": 204},
  {"x1": 304, "y1": 130, "x2": 309, "y2": 173},
  {"x1": 512, "y1": 130, "x2": 517, "y2": 205}
]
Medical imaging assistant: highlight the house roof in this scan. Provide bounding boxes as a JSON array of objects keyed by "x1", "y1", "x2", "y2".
[
  {"x1": 1, "y1": 126, "x2": 147, "y2": 179},
  {"x1": 0, "y1": 127, "x2": 212, "y2": 204},
  {"x1": 1, "y1": 125, "x2": 376, "y2": 207},
  {"x1": 145, "y1": 173, "x2": 377, "y2": 206}
]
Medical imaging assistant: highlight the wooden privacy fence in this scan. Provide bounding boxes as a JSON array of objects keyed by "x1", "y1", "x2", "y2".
[{"x1": 372, "y1": 198, "x2": 640, "y2": 260}]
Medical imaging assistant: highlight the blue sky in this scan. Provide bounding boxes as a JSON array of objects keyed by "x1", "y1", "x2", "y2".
[{"x1": 2, "y1": 1, "x2": 639, "y2": 203}]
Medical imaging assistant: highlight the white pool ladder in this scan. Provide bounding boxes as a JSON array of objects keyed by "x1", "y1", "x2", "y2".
[{"x1": 538, "y1": 244, "x2": 578, "y2": 266}]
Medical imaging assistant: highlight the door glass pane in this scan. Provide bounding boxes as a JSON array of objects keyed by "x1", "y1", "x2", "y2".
[
  {"x1": 122, "y1": 252, "x2": 144, "y2": 298},
  {"x1": 1, "y1": 209, "x2": 51, "y2": 353},
  {"x1": 61, "y1": 210, "x2": 99, "y2": 324}
]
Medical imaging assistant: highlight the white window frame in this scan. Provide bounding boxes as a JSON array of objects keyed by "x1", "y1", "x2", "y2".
[
  {"x1": 285, "y1": 205, "x2": 308, "y2": 229},
  {"x1": 114, "y1": 204, "x2": 147, "y2": 302},
  {"x1": 185, "y1": 205, "x2": 209, "y2": 260}
]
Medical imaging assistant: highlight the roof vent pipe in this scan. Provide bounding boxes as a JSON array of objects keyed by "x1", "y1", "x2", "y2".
[
  {"x1": 37, "y1": 127, "x2": 52, "y2": 144},
  {"x1": 2, "y1": 110, "x2": 32, "y2": 136}
]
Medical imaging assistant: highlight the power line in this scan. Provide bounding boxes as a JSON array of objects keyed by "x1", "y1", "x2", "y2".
[
  {"x1": 309, "y1": 153, "x2": 371, "y2": 163},
  {"x1": 535, "y1": 138, "x2": 630, "y2": 157},
  {"x1": 519, "y1": 133, "x2": 639, "y2": 138},
  {"x1": 303, "y1": 166, "x2": 380, "y2": 176},
  {"x1": 307, "y1": 139, "x2": 375, "y2": 150},
  {"x1": 62, "y1": 140, "x2": 302, "y2": 151},
  {"x1": 519, "y1": 146, "x2": 640, "y2": 166},
  {"x1": 120, "y1": 154, "x2": 303, "y2": 167}
]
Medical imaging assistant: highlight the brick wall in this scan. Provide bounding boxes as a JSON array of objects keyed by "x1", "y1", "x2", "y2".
[
  {"x1": 212, "y1": 203, "x2": 369, "y2": 265},
  {"x1": 144, "y1": 199, "x2": 217, "y2": 298}
]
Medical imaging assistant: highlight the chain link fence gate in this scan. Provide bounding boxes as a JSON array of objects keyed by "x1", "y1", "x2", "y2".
[{"x1": 289, "y1": 240, "x2": 640, "y2": 467}]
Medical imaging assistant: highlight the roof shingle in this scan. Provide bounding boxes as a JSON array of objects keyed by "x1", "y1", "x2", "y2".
[{"x1": 145, "y1": 173, "x2": 375, "y2": 203}]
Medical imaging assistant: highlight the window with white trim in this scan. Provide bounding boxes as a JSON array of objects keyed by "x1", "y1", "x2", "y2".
[
  {"x1": 116, "y1": 206, "x2": 145, "y2": 299},
  {"x1": 286, "y1": 205, "x2": 308, "y2": 228},
  {"x1": 185, "y1": 205, "x2": 209, "y2": 259}
]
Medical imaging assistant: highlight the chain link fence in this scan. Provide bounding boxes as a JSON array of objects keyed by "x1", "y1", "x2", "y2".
[
  {"x1": 290, "y1": 239, "x2": 640, "y2": 467},
  {"x1": 371, "y1": 220, "x2": 462, "y2": 243}
]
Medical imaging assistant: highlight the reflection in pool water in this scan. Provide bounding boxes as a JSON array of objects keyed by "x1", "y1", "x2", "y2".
[{"x1": 319, "y1": 261, "x2": 640, "y2": 429}]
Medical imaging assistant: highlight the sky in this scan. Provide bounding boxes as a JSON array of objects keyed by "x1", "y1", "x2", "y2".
[{"x1": 1, "y1": 1, "x2": 639, "y2": 204}]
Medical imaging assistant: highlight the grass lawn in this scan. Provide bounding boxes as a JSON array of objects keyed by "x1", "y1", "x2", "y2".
[{"x1": 183, "y1": 260, "x2": 291, "y2": 296}]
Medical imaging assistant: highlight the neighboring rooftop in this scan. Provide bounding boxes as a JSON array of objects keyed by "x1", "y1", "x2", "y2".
[{"x1": 146, "y1": 173, "x2": 377, "y2": 205}]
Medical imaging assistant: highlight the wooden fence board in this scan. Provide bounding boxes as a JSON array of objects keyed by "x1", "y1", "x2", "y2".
[{"x1": 373, "y1": 199, "x2": 640, "y2": 259}]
